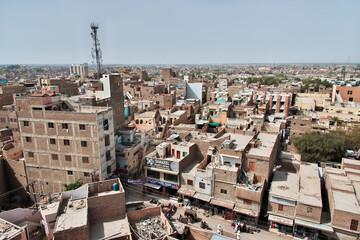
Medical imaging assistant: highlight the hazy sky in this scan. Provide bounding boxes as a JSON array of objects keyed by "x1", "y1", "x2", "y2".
[{"x1": 1, "y1": 0, "x2": 359, "y2": 64}]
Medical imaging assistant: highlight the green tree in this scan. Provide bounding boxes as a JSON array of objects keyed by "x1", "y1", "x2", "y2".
[
  {"x1": 64, "y1": 179, "x2": 83, "y2": 191},
  {"x1": 293, "y1": 131, "x2": 346, "y2": 163},
  {"x1": 333, "y1": 126, "x2": 360, "y2": 151}
]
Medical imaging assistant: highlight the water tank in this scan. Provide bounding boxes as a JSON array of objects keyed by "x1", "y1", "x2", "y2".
[{"x1": 113, "y1": 182, "x2": 119, "y2": 191}]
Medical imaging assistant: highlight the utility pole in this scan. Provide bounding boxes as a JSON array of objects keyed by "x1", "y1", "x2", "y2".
[{"x1": 91, "y1": 23, "x2": 102, "y2": 79}]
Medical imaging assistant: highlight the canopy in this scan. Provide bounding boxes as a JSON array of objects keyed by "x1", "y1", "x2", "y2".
[{"x1": 209, "y1": 122, "x2": 221, "y2": 127}]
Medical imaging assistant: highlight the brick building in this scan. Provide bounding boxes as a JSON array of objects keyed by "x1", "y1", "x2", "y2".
[
  {"x1": 15, "y1": 94, "x2": 116, "y2": 198},
  {"x1": 332, "y1": 85, "x2": 360, "y2": 103}
]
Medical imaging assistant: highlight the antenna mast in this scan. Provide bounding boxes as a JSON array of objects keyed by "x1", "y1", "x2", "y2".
[{"x1": 91, "y1": 23, "x2": 102, "y2": 79}]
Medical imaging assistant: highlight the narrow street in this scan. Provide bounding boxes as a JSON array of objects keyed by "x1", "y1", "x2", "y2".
[{"x1": 124, "y1": 183, "x2": 291, "y2": 240}]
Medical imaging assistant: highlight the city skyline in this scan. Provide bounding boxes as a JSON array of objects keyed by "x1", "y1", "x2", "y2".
[{"x1": 1, "y1": 0, "x2": 359, "y2": 64}]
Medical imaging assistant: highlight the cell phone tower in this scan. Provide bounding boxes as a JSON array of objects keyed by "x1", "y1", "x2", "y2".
[{"x1": 91, "y1": 23, "x2": 102, "y2": 79}]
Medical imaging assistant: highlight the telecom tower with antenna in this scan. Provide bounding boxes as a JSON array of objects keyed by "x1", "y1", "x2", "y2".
[{"x1": 91, "y1": 23, "x2": 102, "y2": 79}]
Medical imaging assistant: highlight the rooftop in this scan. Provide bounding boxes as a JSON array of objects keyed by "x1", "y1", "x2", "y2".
[
  {"x1": 0, "y1": 218, "x2": 23, "y2": 240},
  {"x1": 298, "y1": 164, "x2": 322, "y2": 207},
  {"x1": 90, "y1": 216, "x2": 130, "y2": 240},
  {"x1": 332, "y1": 190, "x2": 360, "y2": 214},
  {"x1": 248, "y1": 133, "x2": 278, "y2": 158},
  {"x1": 271, "y1": 170, "x2": 299, "y2": 201},
  {"x1": 54, "y1": 198, "x2": 88, "y2": 233}
]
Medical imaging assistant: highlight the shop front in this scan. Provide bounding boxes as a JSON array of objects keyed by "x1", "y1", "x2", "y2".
[
  {"x1": 145, "y1": 178, "x2": 180, "y2": 197},
  {"x1": 193, "y1": 192, "x2": 212, "y2": 209},
  {"x1": 268, "y1": 214, "x2": 294, "y2": 236},
  {"x1": 233, "y1": 207, "x2": 258, "y2": 224},
  {"x1": 210, "y1": 199, "x2": 235, "y2": 219},
  {"x1": 294, "y1": 218, "x2": 333, "y2": 239}
]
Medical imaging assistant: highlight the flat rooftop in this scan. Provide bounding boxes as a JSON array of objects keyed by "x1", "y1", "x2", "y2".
[
  {"x1": 271, "y1": 170, "x2": 299, "y2": 201},
  {"x1": 298, "y1": 164, "x2": 322, "y2": 207},
  {"x1": 332, "y1": 190, "x2": 360, "y2": 214},
  {"x1": 54, "y1": 198, "x2": 88, "y2": 233},
  {"x1": 91, "y1": 216, "x2": 130, "y2": 240},
  {"x1": 248, "y1": 133, "x2": 278, "y2": 158},
  {"x1": 226, "y1": 133, "x2": 253, "y2": 151}
]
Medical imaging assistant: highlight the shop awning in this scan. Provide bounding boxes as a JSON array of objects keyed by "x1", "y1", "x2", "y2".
[
  {"x1": 177, "y1": 188, "x2": 195, "y2": 197},
  {"x1": 193, "y1": 192, "x2": 212, "y2": 202},
  {"x1": 233, "y1": 207, "x2": 259, "y2": 217},
  {"x1": 295, "y1": 218, "x2": 333, "y2": 233},
  {"x1": 269, "y1": 214, "x2": 294, "y2": 226},
  {"x1": 210, "y1": 199, "x2": 234, "y2": 210},
  {"x1": 144, "y1": 182, "x2": 161, "y2": 190},
  {"x1": 209, "y1": 122, "x2": 221, "y2": 127}
]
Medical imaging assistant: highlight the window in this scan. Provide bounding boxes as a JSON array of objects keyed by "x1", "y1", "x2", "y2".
[
  {"x1": 350, "y1": 219, "x2": 358, "y2": 231},
  {"x1": 64, "y1": 139, "x2": 70, "y2": 146},
  {"x1": 249, "y1": 162, "x2": 255, "y2": 171},
  {"x1": 50, "y1": 138, "x2": 56, "y2": 144},
  {"x1": 147, "y1": 170, "x2": 160, "y2": 179},
  {"x1": 81, "y1": 141, "x2": 87, "y2": 147},
  {"x1": 307, "y1": 207, "x2": 312, "y2": 213},
  {"x1": 164, "y1": 173, "x2": 177, "y2": 183},
  {"x1": 105, "y1": 135, "x2": 110, "y2": 146},
  {"x1": 28, "y1": 152, "x2": 34, "y2": 158},
  {"x1": 187, "y1": 179, "x2": 193, "y2": 186},
  {"x1": 106, "y1": 150, "x2": 111, "y2": 160},
  {"x1": 278, "y1": 204, "x2": 284, "y2": 211},
  {"x1": 220, "y1": 189, "x2": 227, "y2": 194},
  {"x1": 183, "y1": 152, "x2": 187, "y2": 157},
  {"x1": 349, "y1": 98, "x2": 354, "y2": 102},
  {"x1": 51, "y1": 154, "x2": 58, "y2": 160},
  {"x1": 25, "y1": 137, "x2": 32, "y2": 143},
  {"x1": 48, "y1": 122, "x2": 54, "y2": 128},
  {"x1": 199, "y1": 182, "x2": 205, "y2": 189},
  {"x1": 348, "y1": 90, "x2": 353, "y2": 95},
  {"x1": 79, "y1": 124, "x2": 86, "y2": 130},
  {"x1": 84, "y1": 172, "x2": 90, "y2": 177},
  {"x1": 244, "y1": 200, "x2": 252, "y2": 205},
  {"x1": 235, "y1": 163, "x2": 240, "y2": 168},
  {"x1": 107, "y1": 166, "x2": 112, "y2": 174},
  {"x1": 65, "y1": 155, "x2": 71, "y2": 161},
  {"x1": 62, "y1": 123, "x2": 68, "y2": 129},
  {"x1": 82, "y1": 157, "x2": 89, "y2": 163},
  {"x1": 103, "y1": 119, "x2": 109, "y2": 130},
  {"x1": 67, "y1": 170, "x2": 73, "y2": 176},
  {"x1": 23, "y1": 121, "x2": 29, "y2": 127}
]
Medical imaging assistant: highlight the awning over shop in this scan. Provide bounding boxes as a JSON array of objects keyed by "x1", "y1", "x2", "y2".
[
  {"x1": 193, "y1": 192, "x2": 212, "y2": 202},
  {"x1": 233, "y1": 207, "x2": 259, "y2": 217},
  {"x1": 269, "y1": 214, "x2": 294, "y2": 226},
  {"x1": 210, "y1": 199, "x2": 234, "y2": 210},
  {"x1": 209, "y1": 122, "x2": 221, "y2": 127},
  {"x1": 144, "y1": 182, "x2": 161, "y2": 190},
  {"x1": 295, "y1": 218, "x2": 333, "y2": 233},
  {"x1": 177, "y1": 188, "x2": 195, "y2": 197}
]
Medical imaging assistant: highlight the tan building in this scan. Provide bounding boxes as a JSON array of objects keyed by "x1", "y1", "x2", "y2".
[
  {"x1": 144, "y1": 140, "x2": 197, "y2": 196},
  {"x1": 40, "y1": 178, "x2": 130, "y2": 240},
  {"x1": 323, "y1": 158, "x2": 360, "y2": 240},
  {"x1": 15, "y1": 93, "x2": 116, "y2": 198}
]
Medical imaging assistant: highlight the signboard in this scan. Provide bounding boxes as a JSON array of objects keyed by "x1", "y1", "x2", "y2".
[
  {"x1": 145, "y1": 157, "x2": 179, "y2": 172},
  {"x1": 145, "y1": 178, "x2": 179, "y2": 190},
  {"x1": 128, "y1": 179, "x2": 142, "y2": 184}
]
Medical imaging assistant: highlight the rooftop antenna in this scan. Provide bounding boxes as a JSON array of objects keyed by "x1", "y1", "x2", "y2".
[{"x1": 91, "y1": 23, "x2": 102, "y2": 79}]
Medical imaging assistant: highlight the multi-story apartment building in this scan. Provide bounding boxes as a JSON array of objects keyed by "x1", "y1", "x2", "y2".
[
  {"x1": 69, "y1": 63, "x2": 89, "y2": 77},
  {"x1": 15, "y1": 93, "x2": 116, "y2": 198}
]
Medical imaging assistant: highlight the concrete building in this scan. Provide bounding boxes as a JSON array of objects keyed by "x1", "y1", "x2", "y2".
[
  {"x1": 15, "y1": 93, "x2": 116, "y2": 198},
  {"x1": 69, "y1": 63, "x2": 89, "y2": 77},
  {"x1": 144, "y1": 139, "x2": 197, "y2": 196}
]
